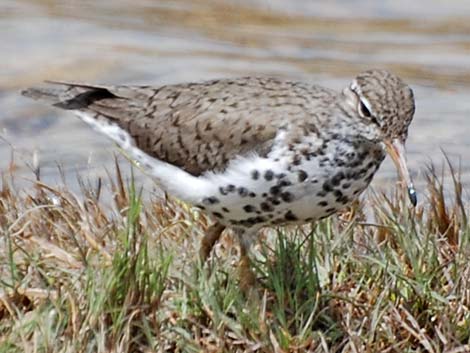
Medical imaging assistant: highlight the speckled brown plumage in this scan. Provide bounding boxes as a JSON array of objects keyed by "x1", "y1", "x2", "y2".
[
  {"x1": 23, "y1": 70, "x2": 417, "y2": 289},
  {"x1": 24, "y1": 77, "x2": 337, "y2": 175}
]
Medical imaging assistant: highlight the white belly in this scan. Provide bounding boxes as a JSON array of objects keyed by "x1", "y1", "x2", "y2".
[{"x1": 194, "y1": 148, "x2": 382, "y2": 229}]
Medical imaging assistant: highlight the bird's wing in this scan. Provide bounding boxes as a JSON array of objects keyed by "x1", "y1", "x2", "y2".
[{"x1": 22, "y1": 77, "x2": 334, "y2": 175}]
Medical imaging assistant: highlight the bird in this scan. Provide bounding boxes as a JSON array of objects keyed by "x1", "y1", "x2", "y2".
[{"x1": 22, "y1": 69, "x2": 416, "y2": 288}]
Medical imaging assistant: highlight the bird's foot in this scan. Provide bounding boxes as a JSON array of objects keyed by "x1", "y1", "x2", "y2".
[{"x1": 239, "y1": 253, "x2": 256, "y2": 293}]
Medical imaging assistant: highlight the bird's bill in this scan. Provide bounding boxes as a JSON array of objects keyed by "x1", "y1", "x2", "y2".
[{"x1": 385, "y1": 139, "x2": 417, "y2": 206}]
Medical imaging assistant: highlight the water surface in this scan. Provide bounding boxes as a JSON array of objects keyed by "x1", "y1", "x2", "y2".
[{"x1": 1, "y1": 0, "x2": 470, "y2": 201}]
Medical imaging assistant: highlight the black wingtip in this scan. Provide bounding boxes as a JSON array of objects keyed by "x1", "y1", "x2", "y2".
[
  {"x1": 52, "y1": 89, "x2": 117, "y2": 110},
  {"x1": 22, "y1": 82, "x2": 118, "y2": 109}
]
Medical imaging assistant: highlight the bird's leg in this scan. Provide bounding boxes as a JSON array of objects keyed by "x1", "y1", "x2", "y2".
[
  {"x1": 199, "y1": 222, "x2": 225, "y2": 261},
  {"x1": 237, "y1": 231, "x2": 256, "y2": 292}
]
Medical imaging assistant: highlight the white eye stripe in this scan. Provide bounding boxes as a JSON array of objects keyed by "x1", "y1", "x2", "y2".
[{"x1": 350, "y1": 79, "x2": 359, "y2": 91}]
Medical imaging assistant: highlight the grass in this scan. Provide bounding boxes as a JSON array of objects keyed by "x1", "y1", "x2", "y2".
[{"x1": 1, "y1": 159, "x2": 470, "y2": 353}]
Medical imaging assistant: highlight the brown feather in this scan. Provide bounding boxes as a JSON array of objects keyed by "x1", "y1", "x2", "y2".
[{"x1": 22, "y1": 77, "x2": 335, "y2": 175}]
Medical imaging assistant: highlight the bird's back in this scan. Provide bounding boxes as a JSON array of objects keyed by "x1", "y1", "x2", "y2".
[{"x1": 22, "y1": 76, "x2": 336, "y2": 175}]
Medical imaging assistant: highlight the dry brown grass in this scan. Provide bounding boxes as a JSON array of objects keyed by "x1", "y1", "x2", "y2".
[{"x1": 0, "y1": 159, "x2": 469, "y2": 352}]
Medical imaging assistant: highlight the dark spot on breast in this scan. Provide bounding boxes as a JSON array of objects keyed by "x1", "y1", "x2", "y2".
[
  {"x1": 277, "y1": 173, "x2": 286, "y2": 179},
  {"x1": 281, "y1": 192, "x2": 294, "y2": 202},
  {"x1": 305, "y1": 217, "x2": 313, "y2": 222},
  {"x1": 279, "y1": 180, "x2": 292, "y2": 187},
  {"x1": 251, "y1": 170, "x2": 260, "y2": 180},
  {"x1": 262, "y1": 193, "x2": 268, "y2": 197},
  {"x1": 284, "y1": 210, "x2": 298, "y2": 221},
  {"x1": 243, "y1": 205, "x2": 256, "y2": 213},
  {"x1": 264, "y1": 170, "x2": 274, "y2": 181},
  {"x1": 249, "y1": 192, "x2": 257, "y2": 198},
  {"x1": 222, "y1": 207, "x2": 230, "y2": 213},
  {"x1": 227, "y1": 184, "x2": 236, "y2": 192},
  {"x1": 358, "y1": 151, "x2": 368, "y2": 160},
  {"x1": 297, "y1": 170, "x2": 308, "y2": 182},
  {"x1": 203, "y1": 196, "x2": 219, "y2": 205},
  {"x1": 331, "y1": 172, "x2": 345, "y2": 186},
  {"x1": 213, "y1": 212, "x2": 224, "y2": 219},
  {"x1": 260, "y1": 202, "x2": 274, "y2": 212},
  {"x1": 337, "y1": 196, "x2": 349, "y2": 204},
  {"x1": 254, "y1": 216, "x2": 266, "y2": 223},
  {"x1": 219, "y1": 186, "x2": 228, "y2": 195},
  {"x1": 342, "y1": 182, "x2": 351, "y2": 189},
  {"x1": 240, "y1": 216, "x2": 266, "y2": 227},
  {"x1": 325, "y1": 207, "x2": 336, "y2": 214},
  {"x1": 270, "y1": 185, "x2": 281, "y2": 195},
  {"x1": 318, "y1": 201, "x2": 328, "y2": 207},
  {"x1": 196, "y1": 205, "x2": 205, "y2": 210},
  {"x1": 334, "y1": 190, "x2": 343, "y2": 198},
  {"x1": 311, "y1": 179, "x2": 318, "y2": 184},
  {"x1": 322, "y1": 182, "x2": 333, "y2": 193},
  {"x1": 238, "y1": 187, "x2": 249, "y2": 197}
]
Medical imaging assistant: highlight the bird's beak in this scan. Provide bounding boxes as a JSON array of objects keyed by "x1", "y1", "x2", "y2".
[{"x1": 385, "y1": 138, "x2": 417, "y2": 206}]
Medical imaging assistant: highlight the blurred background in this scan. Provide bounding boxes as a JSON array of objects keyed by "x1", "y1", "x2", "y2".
[{"x1": 1, "y1": 0, "x2": 470, "y2": 199}]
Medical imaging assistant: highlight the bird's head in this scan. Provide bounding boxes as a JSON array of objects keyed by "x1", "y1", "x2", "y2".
[{"x1": 343, "y1": 69, "x2": 417, "y2": 206}]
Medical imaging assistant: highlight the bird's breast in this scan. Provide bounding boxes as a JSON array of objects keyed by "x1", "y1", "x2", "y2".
[{"x1": 196, "y1": 136, "x2": 386, "y2": 230}]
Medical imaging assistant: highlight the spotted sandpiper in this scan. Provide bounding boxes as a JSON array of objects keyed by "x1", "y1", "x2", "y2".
[{"x1": 23, "y1": 69, "x2": 416, "y2": 287}]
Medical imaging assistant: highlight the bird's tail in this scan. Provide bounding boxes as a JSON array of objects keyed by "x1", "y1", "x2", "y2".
[
  {"x1": 21, "y1": 81, "x2": 212, "y2": 205},
  {"x1": 21, "y1": 86, "x2": 64, "y2": 105},
  {"x1": 21, "y1": 81, "x2": 118, "y2": 110}
]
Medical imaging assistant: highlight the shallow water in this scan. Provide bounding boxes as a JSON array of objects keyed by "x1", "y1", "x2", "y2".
[{"x1": 1, "y1": 0, "x2": 470, "y2": 201}]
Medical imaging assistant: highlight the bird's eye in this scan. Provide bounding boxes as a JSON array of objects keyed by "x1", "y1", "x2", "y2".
[
  {"x1": 357, "y1": 99, "x2": 380, "y2": 126},
  {"x1": 358, "y1": 99, "x2": 371, "y2": 118}
]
